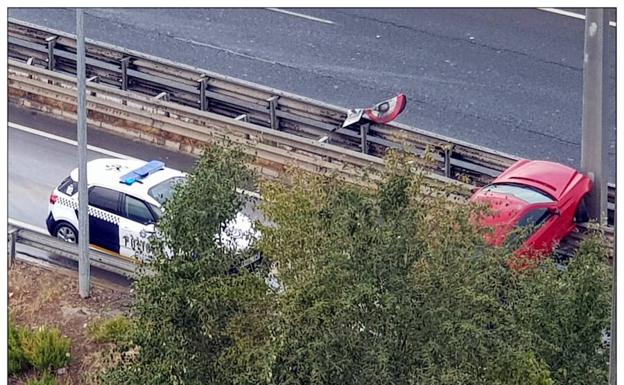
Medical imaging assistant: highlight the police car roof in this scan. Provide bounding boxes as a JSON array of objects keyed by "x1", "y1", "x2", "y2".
[{"x1": 70, "y1": 158, "x2": 185, "y2": 203}]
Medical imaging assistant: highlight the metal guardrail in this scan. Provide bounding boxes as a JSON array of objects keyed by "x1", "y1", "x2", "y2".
[
  {"x1": 6, "y1": 60, "x2": 615, "y2": 258},
  {"x1": 8, "y1": 219, "x2": 144, "y2": 277},
  {"x1": 7, "y1": 18, "x2": 614, "y2": 227},
  {"x1": 8, "y1": 59, "x2": 472, "y2": 202}
]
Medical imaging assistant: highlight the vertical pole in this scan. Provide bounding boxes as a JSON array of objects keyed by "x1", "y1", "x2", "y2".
[
  {"x1": 199, "y1": 77, "x2": 208, "y2": 111},
  {"x1": 8, "y1": 230, "x2": 17, "y2": 269},
  {"x1": 76, "y1": 8, "x2": 90, "y2": 298},
  {"x1": 360, "y1": 123, "x2": 369, "y2": 154},
  {"x1": 582, "y1": 9, "x2": 616, "y2": 385},
  {"x1": 609, "y1": 226, "x2": 616, "y2": 385},
  {"x1": 268, "y1": 96, "x2": 279, "y2": 130},
  {"x1": 46, "y1": 36, "x2": 57, "y2": 71},
  {"x1": 602, "y1": 13, "x2": 617, "y2": 385},
  {"x1": 444, "y1": 147, "x2": 452, "y2": 178},
  {"x1": 120, "y1": 57, "x2": 130, "y2": 91},
  {"x1": 580, "y1": 8, "x2": 608, "y2": 225}
]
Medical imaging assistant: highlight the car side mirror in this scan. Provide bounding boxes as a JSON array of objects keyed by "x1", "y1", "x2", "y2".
[{"x1": 140, "y1": 224, "x2": 156, "y2": 238}]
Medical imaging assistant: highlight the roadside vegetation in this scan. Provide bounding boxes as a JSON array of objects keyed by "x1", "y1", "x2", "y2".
[
  {"x1": 9, "y1": 319, "x2": 71, "y2": 384},
  {"x1": 25, "y1": 372, "x2": 61, "y2": 385},
  {"x1": 9, "y1": 319, "x2": 29, "y2": 375},
  {"x1": 87, "y1": 315, "x2": 135, "y2": 345},
  {"x1": 80, "y1": 145, "x2": 610, "y2": 385}
]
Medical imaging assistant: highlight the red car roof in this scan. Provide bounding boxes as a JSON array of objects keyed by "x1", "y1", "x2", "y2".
[{"x1": 492, "y1": 159, "x2": 581, "y2": 200}]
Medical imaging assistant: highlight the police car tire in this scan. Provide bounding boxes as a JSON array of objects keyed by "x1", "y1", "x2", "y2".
[{"x1": 54, "y1": 222, "x2": 78, "y2": 244}]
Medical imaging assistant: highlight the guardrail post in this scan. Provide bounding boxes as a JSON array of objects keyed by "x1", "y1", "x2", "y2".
[
  {"x1": 45, "y1": 36, "x2": 58, "y2": 71},
  {"x1": 444, "y1": 147, "x2": 452, "y2": 178},
  {"x1": 268, "y1": 96, "x2": 279, "y2": 130},
  {"x1": 120, "y1": 57, "x2": 130, "y2": 91},
  {"x1": 8, "y1": 229, "x2": 17, "y2": 269},
  {"x1": 360, "y1": 123, "x2": 369, "y2": 154},
  {"x1": 198, "y1": 76, "x2": 209, "y2": 111}
]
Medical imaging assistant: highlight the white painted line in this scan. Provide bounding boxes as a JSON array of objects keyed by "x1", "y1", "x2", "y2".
[
  {"x1": 266, "y1": 8, "x2": 335, "y2": 25},
  {"x1": 9, "y1": 121, "x2": 264, "y2": 199},
  {"x1": 9, "y1": 122, "x2": 134, "y2": 160},
  {"x1": 172, "y1": 37, "x2": 279, "y2": 65},
  {"x1": 537, "y1": 8, "x2": 616, "y2": 27}
]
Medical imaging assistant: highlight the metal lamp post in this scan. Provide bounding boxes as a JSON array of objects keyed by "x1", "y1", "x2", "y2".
[{"x1": 76, "y1": 8, "x2": 90, "y2": 298}]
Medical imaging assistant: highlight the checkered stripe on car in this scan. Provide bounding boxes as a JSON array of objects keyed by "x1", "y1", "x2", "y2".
[
  {"x1": 89, "y1": 207, "x2": 120, "y2": 224},
  {"x1": 57, "y1": 196, "x2": 78, "y2": 210},
  {"x1": 57, "y1": 196, "x2": 120, "y2": 224}
]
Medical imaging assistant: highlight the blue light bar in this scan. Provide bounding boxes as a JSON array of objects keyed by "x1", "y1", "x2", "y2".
[{"x1": 120, "y1": 160, "x2": 165, "y2": 185}]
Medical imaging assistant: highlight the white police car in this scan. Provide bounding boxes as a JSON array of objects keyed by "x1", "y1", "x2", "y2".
[{"x1": 46, "y1": 158, "x2": 259, "y2": 262}]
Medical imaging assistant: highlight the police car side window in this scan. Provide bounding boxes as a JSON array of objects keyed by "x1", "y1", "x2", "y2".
[
  {"x1": 89, "y1": 187, "x2": 121, "y2": 215},
  {"x1": 124, "y1": 194, "x2": 155, "y2": 225}
]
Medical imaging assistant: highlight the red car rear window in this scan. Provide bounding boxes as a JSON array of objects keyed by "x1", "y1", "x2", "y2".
[{"x1": 481, "y1": 183, "x2": 555, "y2": 204}]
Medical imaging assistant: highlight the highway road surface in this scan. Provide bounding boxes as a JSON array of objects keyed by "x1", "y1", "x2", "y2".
[{"x1": 9, "y1": 8, "x2": 616, "y2": 181}]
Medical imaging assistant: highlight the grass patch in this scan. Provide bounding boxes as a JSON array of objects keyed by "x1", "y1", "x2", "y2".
[
  {"x1": 87, "y1": 315, "x2": 135, "y2": 345},
  {"x1": 21, "y1": 326, "x2": 71, "y2": 371},
  {"x1": 9, "y1": 319, "x2": 30, "y2": 375},
  {"x1": 25, "y1": 371, "x2": 60, "y2": 385},
  {"x1": 82, "y1": 344, "x2": 126, "y2": 385}
]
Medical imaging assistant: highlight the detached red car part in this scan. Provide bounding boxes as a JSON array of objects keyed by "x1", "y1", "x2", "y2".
[{"x1": 470, "y1": 159, "x2": 592, "y2": 261}]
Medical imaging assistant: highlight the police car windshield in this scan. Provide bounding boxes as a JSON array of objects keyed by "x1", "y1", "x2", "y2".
[
  {"x1": 148, "y1": 176, "x2": 186, "y2": 205},
  {"x1": 482, "y1": 183, "x2": 555, "y2": 204}
]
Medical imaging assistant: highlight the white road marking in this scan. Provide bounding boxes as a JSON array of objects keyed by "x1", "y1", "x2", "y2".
[
  {"x1": 537, "y1": 8, "x2": 617, "y2": 27},
  {"x1": 172, "y1": 37, "x2": 278, "y2": 65},
  {"x1": 8, "y1": 121, "x2": 263, "y2": 199},
  {"x1": 9, "y1": 122, "x2": 133, "y2": 160},
  {"x1": 266, "y1": 8, "x2": 335, "y2": 25}
]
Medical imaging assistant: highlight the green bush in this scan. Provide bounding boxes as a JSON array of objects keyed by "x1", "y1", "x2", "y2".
[
  {"x1": 9, "y1": 320, "x2": 30, "y2": 375},
  {"x1": 21, "y1": 326, "x2": 71, "y2": 371},
  {"x1": 25, "y1": 371, "x2": 60, "y2": 385},
  {"x1": 88, "y1": 315, "x2": 135, "y2": 345}
]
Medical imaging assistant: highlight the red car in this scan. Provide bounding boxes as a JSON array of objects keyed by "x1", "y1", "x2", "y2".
[{"x1": 470, "y1": 159, "x2": 592, "y2": 260}]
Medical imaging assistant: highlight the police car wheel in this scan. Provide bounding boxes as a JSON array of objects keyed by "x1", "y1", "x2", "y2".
[{"x1": 55, "y1": 222, "x2": 78, "y2": 243}]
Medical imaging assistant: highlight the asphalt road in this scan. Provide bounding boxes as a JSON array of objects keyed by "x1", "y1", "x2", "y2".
[{"x1": 8, "y1": 8, "x2": 616, "y2": 181}]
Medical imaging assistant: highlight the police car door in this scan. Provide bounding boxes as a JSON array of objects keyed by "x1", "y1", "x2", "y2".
[
  {"x1": 88, "y1": 186, "x2": 123, "y2": 255},
  {"x1": 119, "y1": 193, "x2": 156, "y2": 261}
]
